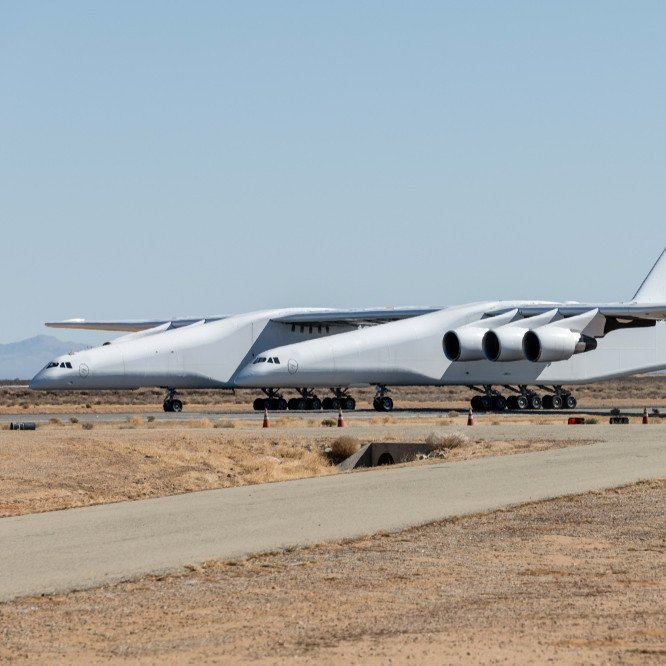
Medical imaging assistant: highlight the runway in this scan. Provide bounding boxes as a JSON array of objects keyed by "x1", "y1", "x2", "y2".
[{"x1": 1, "y1": 426, "x2": 664, "y2": 602}]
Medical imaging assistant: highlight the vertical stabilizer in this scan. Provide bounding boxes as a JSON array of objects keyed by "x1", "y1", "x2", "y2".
[{"x1": 633, "y1": 246, "x2": 666, "y2": 303}]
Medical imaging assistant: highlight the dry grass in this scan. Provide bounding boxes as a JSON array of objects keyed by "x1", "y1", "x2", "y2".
[
  {"x1": 328, "y1": 436, "x2": 361, "y2": 462},
  {"x1": 425, "y1": 431, "x2": 470, "y2": 450},
  {"x1": 0, "y1": 427, "x2": 336, "y2": 517}
]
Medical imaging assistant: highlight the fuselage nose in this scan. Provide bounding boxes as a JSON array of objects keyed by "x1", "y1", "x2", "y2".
[
  {"x1": 235, "y1": 353, "x2": 290, "y2": 387},
  {"x1": 29, "y1": 355, "x2": 82, "y2": 389}
]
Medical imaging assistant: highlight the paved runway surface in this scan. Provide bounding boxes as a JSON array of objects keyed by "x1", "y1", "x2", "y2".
[{"x1": 1, "y1": 428, "x2": 664, "y2": 602}]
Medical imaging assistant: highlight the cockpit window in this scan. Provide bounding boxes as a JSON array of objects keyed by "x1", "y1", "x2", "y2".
[
  {"x1": 65, "y1": 362, "x2": 72, "y2": 369},
  {"x1": 46, "y1": 361, "x2": 59, "y2": 368},
  {"x1": 273, "y1": 357, "x2": 280, "y2": 364},
  {"x1": 267, "y1": 357, "x2": 274, "y2": 363},
  {"x1": 253, "y1": 357, "x2": 267, "y2": 364}
]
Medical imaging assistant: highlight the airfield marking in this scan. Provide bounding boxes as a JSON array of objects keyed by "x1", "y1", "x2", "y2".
[{"x1": 0, "y1": 429, "x2": 664, "y2": 602}]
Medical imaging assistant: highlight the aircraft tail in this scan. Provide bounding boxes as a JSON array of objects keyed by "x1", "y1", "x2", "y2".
[{"x1": 633, "y1": 246, "x2": 666, "y2": 303}]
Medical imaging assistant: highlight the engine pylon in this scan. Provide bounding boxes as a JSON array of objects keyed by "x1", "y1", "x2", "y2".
[{"x1": 263, "y1": 407, "x2": 270, "y2": 428}]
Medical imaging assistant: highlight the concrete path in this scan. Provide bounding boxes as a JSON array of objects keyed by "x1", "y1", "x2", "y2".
[{"x1": 1, "y1": 429, "x2": 664, "y2": 602}]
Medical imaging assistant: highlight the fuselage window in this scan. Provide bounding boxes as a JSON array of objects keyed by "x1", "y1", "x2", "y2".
[{"x1": 60, "y1": 362, "x2": 66, "y2": 368}]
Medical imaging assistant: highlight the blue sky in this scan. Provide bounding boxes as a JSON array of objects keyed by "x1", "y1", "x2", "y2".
[{"x1": 1, "y1": 1, "x2": 665, "y2": 344}]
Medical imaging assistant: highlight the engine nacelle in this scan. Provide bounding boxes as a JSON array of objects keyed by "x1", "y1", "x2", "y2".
[
  {"x1": 482, "y1": 327, "x2": 527, "y2": 362},
  {"x1": 523, "y1": 328, "x2": 597, "y2": 363},
  {"x1": 443, "y1": 327, "x2": 487, "y2": 362},
  {"x1": 443, "y1": 309, "x2": 521, "y2": 362}
]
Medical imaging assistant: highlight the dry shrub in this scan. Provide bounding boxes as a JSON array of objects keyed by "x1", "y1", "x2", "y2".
[
  {"x1": 127, "y1": 416, "x2": 142, "y2": 427},
  {"x1": 146, "y1": 415, "x2": 156, "y2": 423},
  {"x1": 447, "y1": 410, "x2": 459, "y2": 418},
  {"x1": 70, "y1": 417, "x2": 79, "y2": 424},
  {"x1": 425, "y1": 431, "x2": 469, "y2": 450},
  {"x1": 81, "y1": 422, "x2": 94, "y2": 430},
  {"x1": 321, "y1": 418, "x2": 336, "y2": 427},
  {"x1": 329, "y1": 436, "x2": 361, "y2": 463},
  {"x1": 48, "y1": 417, "x2": 62, "y2": 425},
  {"x1": 214, "y1": 419, "x2": 235, "y2": 428}
]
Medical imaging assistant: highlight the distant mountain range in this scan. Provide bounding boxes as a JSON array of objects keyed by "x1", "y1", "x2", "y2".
[{"x1": 0, "y1": 335, "x2": 88, "y2": 380}]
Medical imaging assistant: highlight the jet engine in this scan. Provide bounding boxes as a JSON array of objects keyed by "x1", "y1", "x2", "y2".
[
  {"x1": 443, "y1": 309, "x2": 519, "y2": 362},
  {"x1": 482, "y1": 309, "x2": 560, "y2": 362},
  {"x1": 522, "y1": 328, "x2": 597, "y2": 362}
]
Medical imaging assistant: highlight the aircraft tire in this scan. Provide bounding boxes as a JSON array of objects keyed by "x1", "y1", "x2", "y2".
[
  {"x1": 311, "y1": 397, "x2": 322, "y2": 410},
  {"x1": 492, "y1": 395, "x2": 507, "y2": 411},
  {"x1": 565, "y1": 395, "x2": 577, "y2": 409},
  {"x1": 253, "y1": 398, "x2": 265, "y2": 411},
  {"x1": 380, "y1": 396, "x2": 394, "y2": 412},
  {"x1": 542, "y1": 395, "x2": 553, "y2": 409},
  {"x1": 322, "y1": 397, "x2": 333, "y2": 410},
  {"x1": 516, "y1": 395, "x2": 529, "y2": 410},
  {"x1": 163, "y1": 400, "x2": 173, "y2": 412},
  {"x1": 551, "y1": 394, "x2": 563, "y2": 410},
  {"x1": 277, "y1": 398, "x2": 288, "y2": 411},
  {"x1": 470, "y1": 395, "x2": 482, "y2": 411},
  {"x1": 344, "y1": 397, "x2": 356, "y2": 411},
  {"x1": 480, "y1": 395, "x2": 492, "y2": 411},
  {"x1": 506, "y1": 395, "x2": 517, "y2": 410},
  {"x1": 331, "y1": 398, "x2": 341, "y2": 410},
  {"x1": 373, "y1": 397, "x2": 382, "y2": 411},
  {"x1": 529, "y1": 394, "x2": 542, "y2": 410},
  {"x1": 171, "y1": 399, "x2": 183, "y2": 413}
]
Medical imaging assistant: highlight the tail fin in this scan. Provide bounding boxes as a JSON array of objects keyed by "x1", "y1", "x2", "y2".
[{"x1": 633, "y1": 246, "x2": 666, "y2": 303}]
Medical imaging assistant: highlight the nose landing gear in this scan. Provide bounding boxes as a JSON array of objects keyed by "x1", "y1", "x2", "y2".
[
  {"x1": 163, "y1": 388, "x2": 183, "y2": 413},
  {"x1": 373, "y1": 385, "x2": 393, "y2": 412}
]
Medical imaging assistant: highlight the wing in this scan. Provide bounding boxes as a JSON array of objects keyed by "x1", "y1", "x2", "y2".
[
  {"x1": 272, "y1": 307, "x2": 442, "y2": 327},
  {"x1": 46, "y1": 316, "x2": 228, "y2": 332}
]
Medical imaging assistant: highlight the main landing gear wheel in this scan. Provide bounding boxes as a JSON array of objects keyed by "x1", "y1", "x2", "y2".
[
  {"x1": 323, "y1": 388, "x2": 356, "y2": 411},
  {"x1": 253, "y1": 389, "x2": 288, "y2": 411}
]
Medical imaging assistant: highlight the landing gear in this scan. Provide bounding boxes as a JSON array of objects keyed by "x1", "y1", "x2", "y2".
[
  {"x1": 322, "y1": 388, "x2": 356, "y2": 411},
  {"x1": 252, "y1": 388, "x2": 288, "y2": 411},
  {"x1": 287, "y1": 388, "x2": 322, "y2": 411},
  {"x1": 373, "y1": 385, "x2": 393, "y2": 412},
  {"x1": 163, "y1": 388, "x2": 183, "y2": 413},
  {"x1": 540, "y1": 386, "x2": 577, "y2": 410},
  {"x1": 469, "y1": 385, "x2": 577, "y2": 412},
  {"x1": 470, "y1": 386, "x2": 507, "y2": 412}
]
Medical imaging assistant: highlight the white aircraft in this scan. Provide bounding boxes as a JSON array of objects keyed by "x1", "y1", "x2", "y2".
[{"x1": 31, "y1": 247, "x2": 666, "y2": 413}]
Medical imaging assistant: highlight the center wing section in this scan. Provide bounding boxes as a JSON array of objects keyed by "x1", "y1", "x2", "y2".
[{"x1": 272, "y1": 307, "x2": 442, "y2": 328}]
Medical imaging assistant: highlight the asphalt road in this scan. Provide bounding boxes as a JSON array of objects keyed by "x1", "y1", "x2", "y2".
[
  {"x1": 0, "y1": 405, "x2": 662, "y2": 424},
  {"x1": 1, "y1": 428, "x2": 664, "y2": 602}
]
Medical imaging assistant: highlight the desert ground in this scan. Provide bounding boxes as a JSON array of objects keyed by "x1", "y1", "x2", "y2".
[
  {"x1": 1, "y1": 374, "x2": 665, "y2": 413},
  {"x1": 0, "y1": 377, "x2": 664, "y2": 664},
  {"x1": 0, "y1": 480, "x2": 663, "y2": 664}
]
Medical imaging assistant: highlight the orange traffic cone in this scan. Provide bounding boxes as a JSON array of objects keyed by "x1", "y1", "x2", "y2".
[
  {"x1": 467, "y1": 407, "x2": 474, "y2": 426},
  {"x1": 642, "y1": 407, "x2": 649, "y2": 425},
  {"x1": 263, "y1": 407, "x2": 270, "y2": 428},
  {"x1": 337, "y1": 408, "x2": 345, "y2": 427}
]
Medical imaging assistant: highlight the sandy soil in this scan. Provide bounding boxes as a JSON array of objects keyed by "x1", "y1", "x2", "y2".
[
  {"x1": 0, "y1": 420, "x2": 593, "y2": 517},
  {"x1": 0, "y1": 480, "x2": 663, "y2": 664},
  {"x1": 1, "y1": 375, "x2": 665, "y2": 413}
]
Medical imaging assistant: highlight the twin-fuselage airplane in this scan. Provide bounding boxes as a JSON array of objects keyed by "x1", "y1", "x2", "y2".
[{"x1": 30, "y1": 248, "x2": 666, "y2": 412}]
